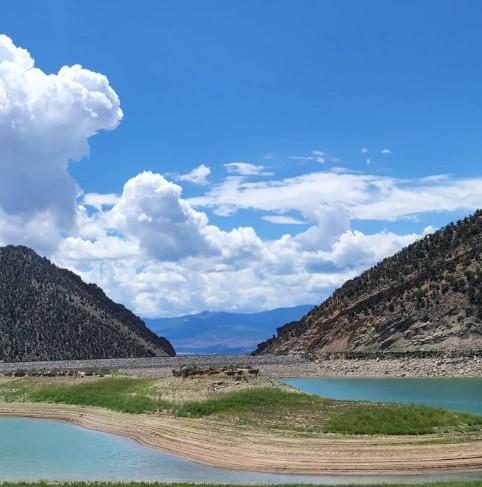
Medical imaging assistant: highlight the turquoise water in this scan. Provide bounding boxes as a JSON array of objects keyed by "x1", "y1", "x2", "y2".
[
  {"x1": 1, "y1": 416, "x2": 482, "y2": 483},
  {"x1": 0, "y1": 417, "x2": 324, "y2": 483},
  {"x1": 282, "y1": 377, "x2": 482, "y2": 414}
]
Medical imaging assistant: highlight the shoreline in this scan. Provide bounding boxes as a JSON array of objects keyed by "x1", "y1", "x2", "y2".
[{"x1": 1, "y1": 402, "x2": 482, "y2": 476}]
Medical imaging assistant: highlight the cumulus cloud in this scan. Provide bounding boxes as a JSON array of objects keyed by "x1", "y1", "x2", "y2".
[
  {"x1": 3, "y1": 34, "x2": 481, "y2": 318},
  {"x1": 0, "y1": 34, "x2": 122, "y2": 251},
  {"x1": 83, "y1": 193, "x2": 120, "y2": 210},
  {"x1": 224, "y1": 162, "x2": 274, "y2": 176},
  {"x1": 381, "y1": 148, "x2": 392, "y2": 155},
  {"x1": 55, "y1": 195, "x2": 424, "y2": 316},
  {"x1": 51, "y1": 168, "x2": 432, "y2": 316},
  {"x1": 107, "y1": 172, "x2": 219, "y2": 261}
]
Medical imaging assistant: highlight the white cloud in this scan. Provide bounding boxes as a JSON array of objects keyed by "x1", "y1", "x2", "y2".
[
  {"x1": 55, "y1": 198, "x2": 424, "y2": 316},
  {"x1": 178, "y1": 164, "x2": 211, "y2": 185},
  {"x1": 190, "y1": 169, "x2": 482, "y2": 224},
  {"x1": 262, "y1": 215, "x2": 307, "y2": 225},
  {"x1": 52, "y1": 168, "x2": 432, "y2": 317},
  {"x1": 3, "y1": 34, "x2": 482, "y2": 318},
  {"x1": 0, "y1": 34, "x2": 122, "y2": 251},
  {"x1": 107, "y1": 172, "x2": 219, "y2": 261},
  {"x1": 381, "y1": 148, "x2": 392, "y2": 155},
  {"x1": 83, "y1": 193, "x2": 120, "y2": 210},
  {"x1": 224, "y1": 162, "x2": 274, "y2": 176},
  {"x1": 290, "y1": 150, "x2": 325, "y2": 164},
  {"x1": 361, "y1": 148, "x2": 369, "y2": 154}
]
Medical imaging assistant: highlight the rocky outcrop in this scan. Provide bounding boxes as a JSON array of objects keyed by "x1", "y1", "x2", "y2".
[{"x1": 255, "y1": 211, "x2": 482, "y2": 354}]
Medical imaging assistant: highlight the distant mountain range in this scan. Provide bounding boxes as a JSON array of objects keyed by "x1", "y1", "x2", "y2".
[
  {"x1": 0, "y1": 245, "x2": 175, "y2": 361},
  {"x1": 255, "y1": 211, "x2": 482, "y2": 355},
  {"x1": 145, "y1": 305, "x2": 313, "y2": 355}
]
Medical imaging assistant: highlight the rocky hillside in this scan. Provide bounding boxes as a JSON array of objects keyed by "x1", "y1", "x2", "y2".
[
  {"x1": 255, "y1": 211, "x2": 482, "y2": 354},
  {"x1": 0, "y1": 246, "x2": 175, "y2": 361}
]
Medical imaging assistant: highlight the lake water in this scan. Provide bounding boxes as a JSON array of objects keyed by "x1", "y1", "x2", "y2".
[
  {"x1": 281, "y1": 377, "x2": 482, "y2": 414},
  {"x1": 1, "y1": 416, "x2": 482, "y2": 484}
]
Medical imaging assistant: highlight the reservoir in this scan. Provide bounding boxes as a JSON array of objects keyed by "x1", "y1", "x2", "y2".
[
  {"x1": 1, "y1": 416, "x2": 482, "y2": 483},
  {"x1": 0, "y1": 417, "x2": 321, "y2": 483},
  {"x1": 282, "y1": 377, "x2": 482, "y2": 414}
]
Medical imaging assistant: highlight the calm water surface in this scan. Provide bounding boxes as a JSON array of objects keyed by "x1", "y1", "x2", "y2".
[
  {"x1": 2, "y1": 414, "x2": 482, "y2": 483},
  {"x1": 282, "y1": 377, "x2": 482, "y2": 414}
]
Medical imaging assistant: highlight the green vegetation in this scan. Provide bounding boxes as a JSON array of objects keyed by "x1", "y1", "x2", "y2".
[
  {"x1": 0, "y1": 377, "x2": 170, "y2": 414},
  {"x1": 325, "y1": 403, "x2": 482, "y2": 435},
  {"x1": 1, "y1": 376, "x2": 482, "y2": 436}
]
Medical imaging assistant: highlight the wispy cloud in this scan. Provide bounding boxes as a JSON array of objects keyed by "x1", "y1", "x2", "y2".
[
  {"x1": 262, "y1": 215, "x2": 307, "y2": 225},
  {"x1": 176, "y1": 164, "x2": 211, "y2": 186},
  {"x1": 290, "y1": 150, "x2": 325, "y2": 164},
  {"x1": 224, "y1": 162, "x2": 274, "y2": 176}
]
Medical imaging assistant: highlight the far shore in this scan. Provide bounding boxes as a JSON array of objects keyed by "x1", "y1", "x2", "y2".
[{"x1": 1, "y1": 402, "x2": 482, "y2": 476}]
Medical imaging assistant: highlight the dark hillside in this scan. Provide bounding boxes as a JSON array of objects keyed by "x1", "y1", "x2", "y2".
[{"x1": 0, "y1": 245, "x2": 175, "y2": 361}]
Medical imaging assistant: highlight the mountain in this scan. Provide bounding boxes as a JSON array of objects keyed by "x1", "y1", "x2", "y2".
[
  {"x1": 0, "y1": 245, "x2": 175, "y2": 361},
  {"x1": 144, "y1": 305, "x2": 313, "y2": 354},
  {"x1": 255, "y1": 211, "x2": 482, "y2": 354}
]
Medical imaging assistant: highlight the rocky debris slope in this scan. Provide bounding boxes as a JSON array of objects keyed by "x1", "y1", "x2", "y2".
[
  {"x1": 0, "y1": 245, "x2": 175, "y2": 361},
  {"x1": 256, "y1": 211, "x2": 482, "y2": 354}
]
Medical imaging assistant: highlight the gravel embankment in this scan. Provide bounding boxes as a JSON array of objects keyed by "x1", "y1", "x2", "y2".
[{"x1": 1, "y1": 353, "x2": 481, "y2": 377}]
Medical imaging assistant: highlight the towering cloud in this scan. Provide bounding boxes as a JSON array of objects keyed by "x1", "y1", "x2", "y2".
[{"x1": 0, "y1": 34, "x2": 122, "y2": 250}]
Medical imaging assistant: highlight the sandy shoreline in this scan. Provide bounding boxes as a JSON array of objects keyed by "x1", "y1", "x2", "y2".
[{"x1": 1, "y1": 402, "x2": 482, "y2": 476}]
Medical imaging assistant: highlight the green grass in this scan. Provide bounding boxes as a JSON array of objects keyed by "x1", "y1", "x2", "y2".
[
  {"x1": 0, "y1": 377, "x2": 170, "y2": 414},
  {"x1": 28, "y1": 377, "x2": 172, "y2": 414},
  {"x1": 1, "y1": 377, "x2": 482, "y2": 436},
  {"x1": 325, "y1": 403, "x2": 482, "y2": 435}
]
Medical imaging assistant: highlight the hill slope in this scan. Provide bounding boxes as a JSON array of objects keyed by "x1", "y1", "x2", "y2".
[
  {"x1": 255, "y1": 211, "x2": 482, "y2": 354},
  {"x1": 0, "y1": 245, "x2": 175, "y2": 361},
  {"x1": 145, "y1": 305, "x2": 313, "y2": 354}
]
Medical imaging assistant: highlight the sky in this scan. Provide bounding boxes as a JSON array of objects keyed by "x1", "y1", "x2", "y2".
[{"x1": 1, "y1": 0, "x2": 482, "y2": 317}]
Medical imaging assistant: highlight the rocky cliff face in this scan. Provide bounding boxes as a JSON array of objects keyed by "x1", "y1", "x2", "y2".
[
  {"x1": 0, "y1": 245, "x2": 175, "y2": 361},
  {"x1": 255, "y1": 211, "x2": 482, "y2": 354}
]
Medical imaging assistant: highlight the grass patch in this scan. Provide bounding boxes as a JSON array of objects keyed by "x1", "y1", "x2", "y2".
[
  {"x1": 0, "y1": 377, "x2": 170, "y2": 414},
  {"x1": 27, "y1": 377, "x2": 171, "y2": 414},
  {"x1": 325, "y1": 403, "x2": 482, "y2": 435},
  {"x1": 1, "y1": 376, "x2": 482, "y2": 436}
]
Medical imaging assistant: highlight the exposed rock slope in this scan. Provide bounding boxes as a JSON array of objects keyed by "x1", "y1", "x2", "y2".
[
  {"x1": 256, "y1": 211, "x2": 482, "y2": 354},
  {"x1": 0, "y1": 245, "x2": 175, "y2": 361}
]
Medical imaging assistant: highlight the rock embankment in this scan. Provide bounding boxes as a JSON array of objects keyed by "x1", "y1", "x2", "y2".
[{"x1": 0, "y1": 352, "x2": 481, "y2": 378}]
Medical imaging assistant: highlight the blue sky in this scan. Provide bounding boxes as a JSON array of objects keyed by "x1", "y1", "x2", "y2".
[{"x1": 1, "y1": 1, "x2": 482, "y2": 316}]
